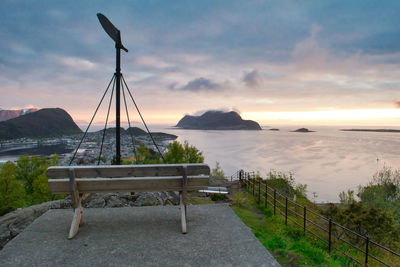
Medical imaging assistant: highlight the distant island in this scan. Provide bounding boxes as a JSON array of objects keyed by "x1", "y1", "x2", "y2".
[
  {"x1": 176, "y1": 110, "x2": 262, "y2": 130},
  {"x1": 291, "y1": 128, "x2": 315, "y2": 133},
  {"x1": 0, "y1": 108, "x2": 82, "y2": 140},
  {"x1": 269, "y1": 128, "x2": 280, "y2": 131},
  {"x1": 341, "y1": 129, "x2": 400, "y2": 133}
]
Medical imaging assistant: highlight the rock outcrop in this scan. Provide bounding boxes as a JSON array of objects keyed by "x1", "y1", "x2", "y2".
[
  {"x1": 0, "y1": 191, "x2": 179, "y2": 250},
  {"x1": 292, "y1": 128, "x2": 315, "y2": 133},
  {"x1": 0, "y1": 108, "x2": 38, "y2": 122}
]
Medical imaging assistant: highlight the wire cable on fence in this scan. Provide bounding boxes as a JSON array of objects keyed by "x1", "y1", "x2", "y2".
[{"x1": 69, "y1": 75, "x2": 115, "y2": 165}]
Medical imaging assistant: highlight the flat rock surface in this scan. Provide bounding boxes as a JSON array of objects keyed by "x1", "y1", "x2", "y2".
[{"x1": 0, "y1": 204, "x2": 280, "y2": 267}]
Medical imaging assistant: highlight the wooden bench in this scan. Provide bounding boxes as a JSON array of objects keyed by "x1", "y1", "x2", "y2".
[{"x1": 46, "y1": 163, "x2": 210, "y2": 239}]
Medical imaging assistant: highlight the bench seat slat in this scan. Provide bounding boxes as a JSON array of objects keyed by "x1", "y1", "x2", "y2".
[
  {"x1": 48, "y1": 176, "x2": 209, "y2": 194},
  {"x1": 46, "y1": 164, "x2": 210, "y2": 178}
]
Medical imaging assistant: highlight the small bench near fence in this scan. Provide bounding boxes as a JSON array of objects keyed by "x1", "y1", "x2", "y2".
[{"x1": 46, "y1": 163, "x2": 210, "y2": 239}]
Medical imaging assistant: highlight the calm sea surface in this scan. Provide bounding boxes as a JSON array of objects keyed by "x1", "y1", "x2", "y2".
[
  {"x1": 152, "y1": 125, "x2": 400, "y2": 202},
  {"x1": 1, "y1": 125, "x2": 399, "y2": 202}
]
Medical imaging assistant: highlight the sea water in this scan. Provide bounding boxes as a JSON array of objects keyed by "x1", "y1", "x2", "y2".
[
  {"x1": 1, "y1": 125, "x2": 399, "y2": 202},
  {"x1": 151, "y1": 125, "x2": 400, "y2": 202}
]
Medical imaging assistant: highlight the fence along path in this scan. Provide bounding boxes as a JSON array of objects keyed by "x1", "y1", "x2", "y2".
[{"x1": 233, "y1": 170, "x2": 400, "y2": 267}]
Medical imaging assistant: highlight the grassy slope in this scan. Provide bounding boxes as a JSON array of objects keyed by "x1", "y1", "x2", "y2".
[{"x1": 231, "y1": 192, "x2": 354, "y2": 266}]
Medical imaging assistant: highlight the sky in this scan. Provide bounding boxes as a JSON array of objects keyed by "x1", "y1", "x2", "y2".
[{"x1": 1, "y1": 0, "x2": 400, "y2": 127}]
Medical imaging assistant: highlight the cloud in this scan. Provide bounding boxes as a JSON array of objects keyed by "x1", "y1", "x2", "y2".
[
  {"x1": 171, "y1": 77, "x2": 221, "y2": 92},
  {"x1": 57, "y1": 56, "x2": 96, "y2": 71},
  {"x1": 191, "y1": 107, "x2": 241, "y2": 116},
  {"x1": 292, "y1": 23, "x2": 328, "y2": 65},
  {"x1": 243, "y1": 69, "x2": 262, "y2": 88},
  {"x1": 134, "y1": 56, "x2": 173, "y2": 69},
  {"x1": 394, "y1": 101, "x2": 400, "y2": 108}
]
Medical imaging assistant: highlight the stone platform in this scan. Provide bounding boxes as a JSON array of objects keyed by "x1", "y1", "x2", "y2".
[{"x1": 0, "y1": 204, "x2": 280, "y2": 266}]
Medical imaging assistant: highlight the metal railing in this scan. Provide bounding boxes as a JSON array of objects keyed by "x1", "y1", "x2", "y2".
[{"x1": 234, "y1": 170, "x2": 400, "y2": 267}]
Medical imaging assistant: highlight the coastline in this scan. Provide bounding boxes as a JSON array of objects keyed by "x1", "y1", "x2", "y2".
[{"x1": 341, "y1": 129, "x2": 400, "y2": 133}]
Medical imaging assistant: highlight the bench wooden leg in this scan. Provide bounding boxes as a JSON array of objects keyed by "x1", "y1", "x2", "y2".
[
  {"x1": 79, "y1": 194, "x2": 86, "y2": 226},
  {"x1": 179, "y1": 192, "x2": 187, "y2": 234},
  {"x1": 68, "y1": 196, "x2": 83, "y2": 239}
]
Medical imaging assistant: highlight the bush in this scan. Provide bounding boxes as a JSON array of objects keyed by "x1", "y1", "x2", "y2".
[
  {"x1": 124, "y1": 141, "x2": 204, "y2": 164},
  {"x1": 358, "y1": 165, "x2": 400, "y2": 222},
  {"x1": 210, "y1": 193, "x2": 226, "y2": 201},
  {"x1": 322, "y1": 202, "x2": 400, "y2": 246},
  {"x1": 0, "y1": 154, "x2": 59, "y2": 214},
  {"x1": 211, "y1": 162, "x2": 226, "y2": 180},
  {"x1": 232, "y1": 192, "x2": 246, "y2": 206},
  {"x1": 164, "y1": 140, "x2": 204, "y2": 163},
  {"x1": 265, "y1": 170, "x2": 307, "y2": 199},
  {"x1": 0, "y1": 162, "x2": 25, "y2": 215}
]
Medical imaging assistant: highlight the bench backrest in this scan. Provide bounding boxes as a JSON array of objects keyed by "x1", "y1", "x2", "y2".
[
  {"x1": 46, "y1": 163, "x2": 210, "y2": 194},
  {"x1": 46, "y1": 163, "x2": 210, "y2": 178}
]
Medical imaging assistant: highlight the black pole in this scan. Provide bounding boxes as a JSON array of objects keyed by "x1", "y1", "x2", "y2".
[
  {"x1": 303, "y1": 206, "x2": 306, "y2": 234},
  {"x1": 265, "y1": 183, "x2": 268, "y2": 207},
  {"x1": 365, "y1": 236, "x2": 369, "y2": 266},
  {"x1": 115, "y1": 42, "x2": 121, "y2": 165},
  {"x1": 285, "y1": 197, "x2": 288, "y2": 225},
  {"x1": 328, "y1": 219, "x2": 332, "y2": 254}
]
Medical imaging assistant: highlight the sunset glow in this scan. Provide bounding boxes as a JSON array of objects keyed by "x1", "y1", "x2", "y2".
[
  {"x1": 0, "y1": 1, "x2": 399, "y2": 127},
  {"x1": 242, "y1": 109, "x2": 400, "y2": 125}
]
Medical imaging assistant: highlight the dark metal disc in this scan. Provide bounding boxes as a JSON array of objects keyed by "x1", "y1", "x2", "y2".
[{"x1": 97, "y1": 13, "x2": 121, "y2": 44}]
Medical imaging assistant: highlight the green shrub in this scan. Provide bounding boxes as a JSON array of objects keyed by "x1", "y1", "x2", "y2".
[
  {"x1": 210, "y1": 193, "x2": 226, "y2": 201},
  {"x1": 164, "y1": 140, "x2": 204, "y2": 164},
  {"x1": 322, "y1": 202, "x2": 400, "y2": 246},
  {"x1": 0, "y1": 154, "x2": 59, "y2": 214},
  {"x1": 211, "y1": 162, "x2": 226, "y2": 180},
  {"x1": 358, "y1": 165, "x2": 400, "y2": 222},
  {"x1": 0, "y1": 162, "x2": 26, "y2": 215},
  {"x1": 232, "y1": 192, "x2": 245, "y2": 206},
  {"x1": 265, "y1": 170, "x2": 307, "y2": 199}
]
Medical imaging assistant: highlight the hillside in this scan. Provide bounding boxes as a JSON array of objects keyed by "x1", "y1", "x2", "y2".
[
  {"x1": 0, "y1": 108, "x2": 82, "y2": 140},
  {"x1": 0, "y1": 108, "x2": 38, "y2": 121},
  {"x1": 93, "y1": 127, "x2": 177, "y2": 140},
  {"x1": 176, "y1": 111, "x2": 262, "y2": 130}
]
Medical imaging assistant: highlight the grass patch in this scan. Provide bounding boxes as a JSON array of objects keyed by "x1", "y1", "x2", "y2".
[
  {"x1": 231, "y1": 191, "x2": 352, "y2": 266},
  {"x1": 186, "y1": 193, "x2": 215, "y2": 205}
]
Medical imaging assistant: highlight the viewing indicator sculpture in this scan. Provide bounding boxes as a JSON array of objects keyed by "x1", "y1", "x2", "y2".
[{"x1": 69, "y1": 13, "x2": 164, "y2": 166}]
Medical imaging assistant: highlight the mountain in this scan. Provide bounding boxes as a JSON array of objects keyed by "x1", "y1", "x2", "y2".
[
  {"x1": 0, "y1": 108, "x2": 38, "y2": 121},
  {"x1": 93, "y1": 127, "x2": 177, "y2": 140},
  {"x1": 176, "y1": 111, "x2": 262, "y2": 130},
  {"x1": 0, "y1": 108, "x2": 82, "y2": 140}
]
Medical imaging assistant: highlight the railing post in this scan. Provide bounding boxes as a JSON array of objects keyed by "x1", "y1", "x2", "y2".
[
  {"x1": 245, "y1": 172, "x2": 248, "y2": 191},
  {"x1": 303, "y1": 206, "x2": 306, "y2": 234},
  {"x1": 258, "y1": 179, "x2": 261, "y2": 204},
  {"x1": 247, "y1": 173, "x2": 249, "y2": 192},
  {"x1": 328, "y1": 219, "x2": 332, "y2": 254},
  {"x1": 285, "y1": 197, "x2": 288, "y2": 225},
  {"x1": 273, "y1": 190, "x2": 276, "y2": 215},
  {"x1": 252, "y1": 177, "x2": 255, "y2": 196},
  {"x1": 265, "y1": 183, "x2": 268, "y2": 207},
  {"x1": 365, "y1": 236, "x2": 369, "y2": 266}
]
